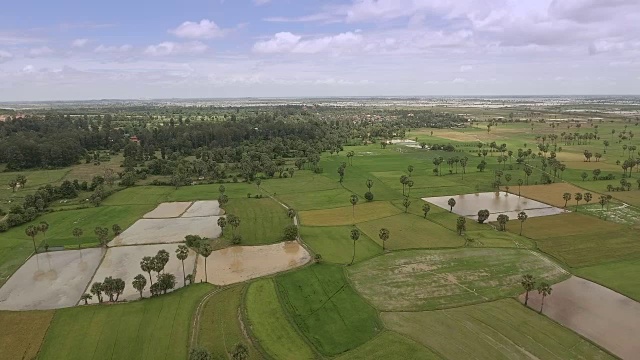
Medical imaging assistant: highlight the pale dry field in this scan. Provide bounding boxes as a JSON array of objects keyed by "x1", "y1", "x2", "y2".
[
  {"x1": 0, "y1": 249, "x2": 105, "y2": 310},
  {"x1": 109, "y1": 217, "x2": 222, "y2": 246},
  {"x1": 522, "y1": 276, "x2": 640, "y2": 360},
  {"x1": 181, "y1": 200, "x2": 224, "y2": 217},
  {"x1": 195, "y1": 241, "x2": 311, "y2": 285},
  {"x1": 143, "y1": 202, "x2": 192, "y2": 218},
  {"x1": 86, "y1": 244, "x2": 197, "y2": 303}
]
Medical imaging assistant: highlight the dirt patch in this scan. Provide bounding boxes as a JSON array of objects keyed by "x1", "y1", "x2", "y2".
[
  {"x1": 424, "y1": 192, "x2": 566, "y2": 221},
  {"x1": 0, "y1": 249, "x2": 105, "y2": 310},
  {"x1": 143, "y1": 202, "x2": 193, "y2": 218},
  {"x1": 109, "y1": 217, "x2": 222, "y2": 246},
  {"x1": 195, "y1": 241, "x2": 311, "y2": 285},
  {"x1": 521, "y1": 276, "x2": 640, "y2": 360},
  {"x1": 511, "y1": 183, "x2": 601, "y2": 208},
  {"x1": 87, "y1": 244, "x2": 197, "y2": 303},
  {"x1": 181, "y1": 200, "x2": 224, "y2": 217}
]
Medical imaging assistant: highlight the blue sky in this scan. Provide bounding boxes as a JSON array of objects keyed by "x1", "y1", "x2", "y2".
[{"x1": 0, "y1": 0, "x2": 639, "y2": 100}]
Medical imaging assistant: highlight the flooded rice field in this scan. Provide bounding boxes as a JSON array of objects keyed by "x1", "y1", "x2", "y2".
[
  {"x1": 143, "y1": 202, "x2": 193, "y2": 218},
  {"x1": 109, "y1": 217, "x2": 222, "y2": 246},
  {"x1": 0, "y1": 249, "x2": 105, "y2": 310},
  {"x1": 181, "y1": 200, "x2": 224, "y2": 217},
  {"x1": 424, "y1": 192, "x2": 567, "y2": 222},
  {"x1": 195, "y1": 241, "x2": 311, "y2": 285},
  {"x1": 521, "y1": 276, "x2": 640, "y2": 359}
]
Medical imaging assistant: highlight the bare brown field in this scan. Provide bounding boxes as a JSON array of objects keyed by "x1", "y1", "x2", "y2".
[
  {"x1": 510, "y1": 183, "x2": 602, "y2": 208},
  {"x1": 298, "y1": 201, "x2": 401, "y2": 226},
  {"x1": 522, "y1": 276, "x2": 640, "y2": 360},
  {"x1": 0, "y1": 310, "x2": 54, "y2": 360}
]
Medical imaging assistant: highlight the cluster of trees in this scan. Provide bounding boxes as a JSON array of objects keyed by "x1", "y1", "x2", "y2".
[{"x1": 561, "y1": 192, "x2": 593, "y2": 210}]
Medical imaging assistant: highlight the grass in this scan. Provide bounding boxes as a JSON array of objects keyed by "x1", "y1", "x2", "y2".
[
  {"x1": 536, "y1": 229, "x2": 640, "y2": 268},
  {"x1": 300, "y1": 226, "x2": 382, "y2": 264},
  {"x1": 358, "y1": 213, "x2": 465, "y2": 250},
  {"x1": 507, "y1": 212, "x2": 624, "y2": 239},
  {"x1": 335, "y1": 331, "x2": 440, "y2": 360},
  {"x1": 299, "y1": 201, "x2": 401, "y2": 226},
  {"x1": 222, "y1": 198, "x2": 292, "y2": 245},
  {"x1": 347, "y1": 248, "x2": 569, "y2": 311},
  {"x1": 574, "y1": 259, "x2": 640, "y2": 302},
  {"x1": 38, "y1": 284, "x2": 213, "y2": 360},
  {"x1": 168, "y1": 183, "x2": 256, "y2": 201},
  {"x1": 102, "y1": 186, "x2": 174, "y2": 205},
  {"x1": 197, "y1": 285, "x2": 261, "y2": 360},
  {"x1": 383, "y1": 299, "x2": 614, "y2": 360},
  {"x1": 245, "y1": 279, "x2": 317, "y2": 360},
  {"x1": 279, "y1": 188, "x2": 355, "y2": 211},
  {"x1": 0, "y1": 310, "x2": 54, "y2": 360},
  {"x1": 276, "y1": 264, "x2": 382, "y2": 356}
]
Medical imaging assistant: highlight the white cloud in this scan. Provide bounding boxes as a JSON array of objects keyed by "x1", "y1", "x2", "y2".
[
  {"x1": 94, "y1": 44, "x2": 133, "y2": 53},
  {"x1": 71, "y1": 38, "x2": 89, "y2": 48},
  {"x1": 0, "y1": 50, "x2": 12, "y2": 63},
  {"x1": 144, "y1": 41, "x2": 208, "y2": 56},
  {"x1": 169, "y1": 19, "x2": 225, "y2": 39},
  {"x1": 452, "y1": 78, "x2": 467, "y2": 83},
  {"x1": 28, "y1": 46, "x2": 54, "y2": 57},
  {"x1": 253, "y1": 31, "x2": 362, "y2": 54},
  {"x1": 254, "y1": 0, "x2": 271, "y2": 5},
  {"x1": 22, "y1": 65, "x2": 35, "y2": 73},
  {"x1": 459, "y1": 65, "x2": 473, "y2": 72}
]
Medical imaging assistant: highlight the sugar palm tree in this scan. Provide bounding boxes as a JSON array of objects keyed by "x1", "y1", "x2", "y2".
[
  {"x1": 140, "y1": 256, "x2": 155, "y2": 285},
  {"x1": 200, "y1": 244, "x2": 213, "y2": 282},
  {"x1": 287, "y1": 208, "x2": 296, "y2": 220},
  {"x1": 496, "y1": 214, "x2": 509, "y2": 231},
  {"x1": 38, "y1": 221, "x2": 49, "y2": 251},
  {"x1": 72, "y1": 228, "x2": 83, "y2": 249},
  {"x1": 217, "y1": 217, "x2": 227, "y2": 236},
  {"x1": 132, "y1": 274, "x2": 147, "y2": 299},
  {"x1": 537, "y1": 282, "x2": 552, "y2": 313},
  {"x1": 80, "y1": 293, "x2": 93, "y2": 305},
  {"x1": 25, "y1": 225, "x2": 39, "y2": 253},
  {"x1": 176, "y1": 245, "x2": 189, "y2": 286},
  {"x1": 456, "y1": 216, "x2": 466, "y2": 236},
  {"x1": 402, "y1": 197, "x2": 411, "y2": 213},
  {"x1": 517, "y1": 179, "x2": 524, "y2": 197},
  {"x1": 447, "y1": 198, "x2": 456, "y2": 212},
  {"x1": 349, "y1": 228, "x2": 360, "y2": 265},
  {"x1": 521, "y1": 274, "x2": 535, "y2": 306},
  {"x1": 422, "y1": 203, "x2": 431, "y2": 218},
  {"x1": 584, "y1": 192, "x2": 592, "y2": 206},
  {"x1": 407, "y1": 165, "x2": 414, "y2": 177},
  {"x1": 574, "y1": 192, "x2": 583, "y2": 211},
  {"x1": 349, "y1": 194, "x2": 359, "y2": 221},
  {"x1": 379, "y1": 228, "x2": 390, "y2": 251},
  {"x1": 562, "y1": 192, "x2": 572, "y2": 208},
  {"x1": 517, "y1": 211, "x2": 528, "y2": 236}
]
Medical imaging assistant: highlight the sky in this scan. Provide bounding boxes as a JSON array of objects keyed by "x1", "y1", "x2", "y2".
[{"x1": 0, "y1": 0, "x2": 639, "y2": 101}]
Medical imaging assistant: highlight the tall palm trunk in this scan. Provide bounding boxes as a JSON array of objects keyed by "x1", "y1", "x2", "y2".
[
  {"x1": 204, "y1": 259, "x2": 208, "y2": 282},
  {"x1": 147, "y1": 271, "x2": 153, "y2": 285},
  {"x1": 524, "y1": 291, "x2": 529, "y2": 306},
  {"x1": 540, "y1": 296, "x2": 545, "y2": 313},
  {"x1": 350, "y1": 241, "x2": 356, "y2": 265},
  {"x1": 520, "y1": 222, "x2": 523, "y2": 236},
  {"x1": 181, "y1": 260, "x2": 186, "y2": 286},
  {"x1": 31, "y1": 237, "x2": 37, "y2": 253}
]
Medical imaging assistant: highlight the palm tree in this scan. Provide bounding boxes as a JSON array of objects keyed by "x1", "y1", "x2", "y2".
[
  {"x1": 219, "y1": 185, "x2": 226, "y2": 195},
  {"x1": 200, "y1": 243, "x2": 213, "y2": 282},
  {"x1": 584, "y1": 192, "x2": 592, "y2": 206},
  {"x1": 517, "y1": 179, "x2": 523, "y2": 197},
  {"x1": 365, "y1": 179, "x2": 374, "y2": 192},
  {"x1": 477, "y1": 209, "x2": 490, "y2": 224},
  {"x1": 217, "y1": 217, "x2": 227, "y2": 236},
  {"x1": 72, "y1": 228, "x2": 83, "y2": 249},
  {"x1": 287, "y1": 208, "x2": 296, "y2": 220},
  {"x1": 407, "y1": 165, "x2": 414, "y2": 177},
  {"x1": 520, "y1": 274, "x2": 535, "y2": 306},
  {"x1": 456, "y1": 216, "x2": 466, "y2": 236},
  {"x1": 406, "y1": 180, "x2": 414, "y2": 196},
  {"x1": 349, "y1": 228, "x2": 360, "y2": 265},
  {"x1": 228, "y1": 214, "x2": 241, "y2": 234},
  {"x1": 25, "y1": 225, "x2": 39, "y2": 253},
  {"x1": 537, "y1": 282, "x2": 552, "y2": 313},
  {"x1": 402, "y1": 197, "x2": 411, "y2": 213},
  {"x1": 422, "y1": 203, "x2": 431, "y2": 218},
  {"x1": 39, "y1": 221, "x2": 49, "y2": 251},
  {"x1": 94, "y1": 227, "x2": 110, "y2": 247},
  {"x1": 112, "y1": 224, "x2": 122, "y2": 236},
  {"x1": 255, "y1": 178, "x2": 262, "y2": 190},
  {"x1": 80, "y1": 293, "x2": 93, "y2": 305},
  {"x1": 176, "y1": 245, "x2": 189, "y2": 286},
  {"x1": 379, "y1": 228, "x2": 390, "y2": 251},
  {"x1": 447, "y1": 198, "x2": 456, "y2": 212},
  {"x1": 496, "y1": 214, "x2": 509, "y2": 231},
  {"x1": 350, "y1": 194, "x2": 359, "y2": 220},
  {"x1": 132, "y1": 274, "x2": 147, "y2": 299},
  {"x1": 90, "y1": 282, "x2": 104, "y2": 303},
  {"x1": 140, "y1": 256, "x2": 155, "y2": 285},
  {"x1": 562, "y1": 192, "x2": 572, "y2": 208},
  {"x1": 114, "y1": 278, "x2": 125, "y2": 301},
  {"x1": 517, "y1": 211, "x2": 528, "y2": 235},
  {"x1": 574, "y1": 192, "x2": 583, "y2": 210}
]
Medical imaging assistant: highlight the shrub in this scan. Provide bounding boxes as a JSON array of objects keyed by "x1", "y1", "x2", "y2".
[
  {"x1": 283, "y1": 225, "x2": 299, "y2": 241},
  {"x1": 364, "y1": 191, "x2": 374, "y2": 202},
  {"x1": 0, "y1": 221, "x2": 9, "y2": 232},
  {"x1": 232, "y1": 234, "x2": 242, "y2": 245}
]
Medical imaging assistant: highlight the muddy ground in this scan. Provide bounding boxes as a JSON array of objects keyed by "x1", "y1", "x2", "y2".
[
  {"x1": 0, "y1": 249, "x2": 105, "y2": 310},
  {"x1": 522, "y1": 276, "x2": 640, "y2": 359},
  {"x1": 109, "y1": 217, "x2": 222, "y2": 246},
  {"x1": 143, "y1": 202, "x2": 193, "y2": 218},
  {"x1": 181, "y1": 200, "x2": 224, "y2": 217},
  {"x1": 195, "y1": 241, "x2": 311, "y2": 285},
  {"x1": 86, "y1": 244, "x2": 197, "y2": 303}
]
